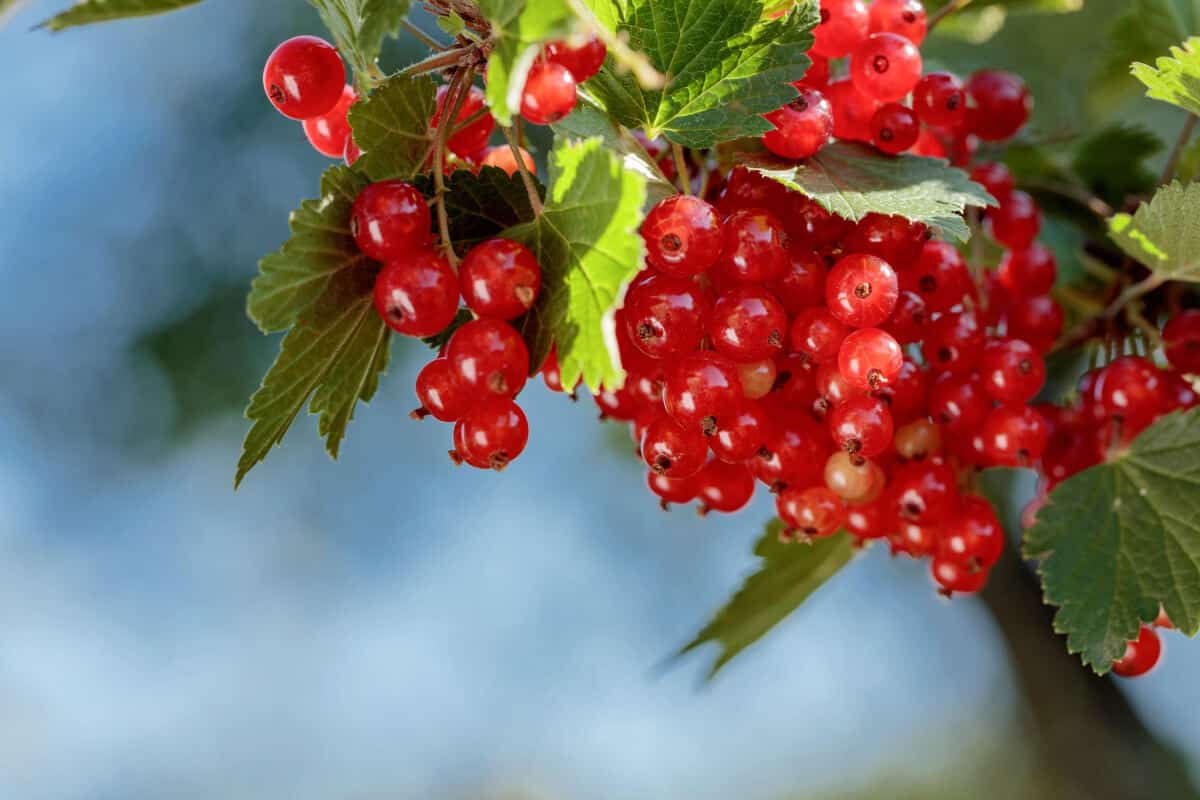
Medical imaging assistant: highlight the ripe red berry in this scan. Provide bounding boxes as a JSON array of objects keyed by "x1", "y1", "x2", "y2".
[
  {"x1": 998, "y1": 244, "x2": 1057, "y2": 297},
  {"x1": 816, "y1": 361, "x2": 861, "y2": 414},
  {"x1": 838, "y1": 327, "x2": 903, "y2": 391},
  {"x1": 966, "y1": 69, "x2": 1031, "y2": 142},
  {"x1": 459, "y1": 238, "x2": 542, "y2": 320},
  {"x1": 981, "y1": 405, "x2": 1049, "y2": 466},
  {"x1": 825, "y1": 77, "x2": 881, "y2": 141},
  {"x1": 763, "y1": 88, "x2": 835, "y2": 160},
  {"x1": 593, "y1": 384, "x2": 642, "y2": 421},
  {"x1": 770, "y1": 248, "x2": 827, "y2": 314},
  {"x1": 664, "y1": 351, "x2": 745, "y2": 435},
  {"x1": 891, "y1": 519, "x2": 936, "y2": 557},
  {"x1": 791, "y1": 307, "x2": 852, "y2": 363},
  {"x1": 987, "y1": 190, "x2": 1041, "y2": 250},
  {"x1": 712, "y1": 402, "x2": 773, "y2": 463},
  {"x1": 850, "y1": 33, "x2": 922, "y2": 102},
  {"x1": 771, "y1": 353, "x2": 820, "y2": 409},
  {"x1": 868, "y1": 0, "x2": 927, "y2": 43},
  {"x1": 923, "y1": 310, "x2": 985, "y2": 374},
  {"x1": 263, "y1": 35, "x2": 346, "y2": 120},
  {"x1": 696, "y1": 460, "x2": 757, "y2": 514},
  {"x1": 642, "y1": 415, "x2": 709, "y2": 478},
  {"x1": 979, "y1": 338, "x2": 1045, "y2": 404},
  {"x1": 828, "y1": 395, "x2": 894, "y2": 458},
  {"x1": 937, "y1": 495, "x2": 1004, "y2": 570},
  {"x1": 641, "y1": 196, "x2": 724, "y2": 277},
  {"x1": 870, "y1": 102, "x2": 919, "y2": 154},
  {"x1": 520, "y1": 60, "x2": 578, "y2": 125},
  {"x1": 777, "y1": 486, "x2": 846, "y2": 539},
  {"x1": 431, "y1": 84, "x2": 496, "y2": 157},
  {"x1": 372, "y1": 251, "x2": 459, "y2": 337},
  {"x1": 891, "y1": 458, "x2": 960, "y2": 525},
  {"x1": 883, "y1": 289, "x2": 927, "y2": 344},
  {"x1": 970, "y1": 161, "x2": 1015, "y2": 203},
  {"x1": 931, "y1": 557, "x2": 989, "y2": 595},
  {"x1": 843, "y1": 213, "x2": 928, "y2": 271},
  {"x1": 871, "y1": 358, "x2": 926, "y2": 423},
  {"x1": 647, "y1": 469, "x2": 700, "y2": 509},
  {"x1": 446, "y1": 318, "x2": 531, "y2": 397},
  {"x1": 543, "y1": 36, "x2": 607, "y2": 82},
  {"x1": 719, "y1": 208, "x2": 789, "y2": 283},
  {"x1": 812, "y1": 0, "x2": 870, "y2": 58},
  {"x1": 826, "y1": 254, "x2": 899, "y2": 328},
  {"x1": 903, "y1": 241, "x2": 970, "y2": 312},
  {"x1": 928, "y1": 371, "x2": 990, "y2": 432},
  {"x1": 912, "y1": 72, "x2": 965, "y2": 128},
  {"x1": 460, "y1": 397, "x2": 529, "y2": 470},
  {"x1": 753, "y1": 411, "x2": 829, "y2": 489},
  {"x1": 1112, "y1": 625, "x2": 1163, "y2": 678},
  {"x1": 622, "y1": 274, "x2": 711, "y2": 358},
  {"x1": 845, "y1": 496, "x2": 893, "y2": 540},
  {"x1": 1163, "y1": 310, "x2": 1200, "y2": 373},
  {"x1": 1094, "y1": 356, "x2": 1168, "y2": 432},
  {"x1": 351, "y1": 181, "x2": 433, "y2": 262},
  {"x1": 302, "y1": 84, "x2": 357, "y2": 157},
  {"x1": 413, "y1": 357, "x2": 473, "y2": 422},
  {"x1": 799, "y1": 55, "x2": 832, "y2": 89},
  {"x1": 708, "y1": 286, "x2": 788, "y2": 361}
]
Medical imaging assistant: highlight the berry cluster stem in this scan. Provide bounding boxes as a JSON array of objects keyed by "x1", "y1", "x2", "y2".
[
  {"x1": 927, "y1": 0, "x2": 974, "y2": 31},
  {"x1": 401, "y1": 19, "x2": 450, "y2": 52},
  {"x1": 501, "y1": 125, "x2": 544, "y2": 216},
  {"x1": 434, "y1": 67, "x2": 475, "y2": 268},
  {"x1": 671, "y1": 143, "x2": 692, "y2": 196},
  {"x1": 399, "y1": 47, "x2": 472, "y2": 78},
  {"x1": 1159, "y1": 114, "x2": 1198, "y2": 186}
]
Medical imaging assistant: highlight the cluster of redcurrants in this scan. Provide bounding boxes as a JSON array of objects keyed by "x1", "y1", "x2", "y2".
[
  {"x1": 261, "y1": 32, "x2": 605, "y2": 166},
  {"x1": 761, "y1": 0, "x2": 1029, "y2": 162}
]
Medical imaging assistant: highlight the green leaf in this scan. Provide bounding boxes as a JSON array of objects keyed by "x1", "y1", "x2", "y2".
[
  {"x1": 38, "y1": 0, "x2": 202, "y2": 30},
  {"x1": 236, "y1": 265, "x2": 391, "y2": 488},
  {"x1": 551, "y1": 97, "x2": 675, "y2": 209},
  {"x1": 584, "y1": 0, "x2": 819, "y2": 148},
  {"x1": 347, "y1": 74, "x2": 437, "y2": 182},
  {"x1": 248, "y1": 166, "x2": 371, "y2": 335},
  {"x1": 309, "y1": 0, "x2": 409, "y2": 89},
  {"x1": 741, "y1": 143, "x2": 996, "y2": 241},
  {"x1": 1023, "y1": 409, "x2": 1200, "y2": 673},
  {"x1": 1095, "y1": 0, "x2": 1196, "y2": 101},
  {"x1": 478, "y1": 0, "x2": 579, "y2": 126},
  {"x1": 413, "y1": 165, "x2": 543, "y2": 252},
  {"x1": 1132, "y1": 36, "x2": 1200, "y2": 116},
  {"x1": 679, "y1": 521, "x2": 855, "y2": 679},
  {"x1": 505, "y1": 137, "x2": 647, "y2": 391},
  {"x1": 436, "y1": 9, "x2": 466, "y2": 36},
  {"x1": 1071, "y1": 124, "x2": 1164, "y2": 208},
  {"x1": 1108, "y1": 181, "x2": 1200, "y2": 281}
]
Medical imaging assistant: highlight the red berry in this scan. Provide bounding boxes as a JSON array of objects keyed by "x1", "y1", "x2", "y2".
[
  {"x1": 966, "y1": 70, "x2": 1031, "y2": 142},
  {"x1": 712, "y1": 401, "x2": 773, "y2": 463},
  {"x1": 903, "y1": 241, "x2": 970, "y2": 312},
  {"x1": 869, "y1": 0, "x2": 927, "y2": 43},
  {"x1": 520, "y1": 60, "x2": 578, "y2": 125},
  {"x1": 850, "y1": 33, "x2": 922, "y2": 102},
  {"x1": 641, "y1": 196, "x2": 724, "y2": 277},
  {"x1": 770, "y1": 353, "x2": 820, "y2": 409},
  {"x1": 1042, "y1": 428, "x2": 1102, "y2": 488},
  {"x1": 931, "y1": 557, "x2": 989, "y2": 595},
  {"x1": 890, "y1": 520, "x2": 936, "y2": 557},
  {"x1": 344, "y1": 136, "x2": 362, "y2": 166},
  {"x1": 372, "y1": 251, "x2": 459, "y2": 337},
  {"x1": 987, "y1": 190, "x2": 1041, "y2": 249},
  {"x1": 719, "y1": 208, "x2": 788, "y2": 283},
  {"x1": 543, "y1": 36, "x2": 607, "y2": 82},
  {"x1": 480, "y1": 144, "x2": 535, "y2": 176},
  {"x1": 923, "y1": 310, "x2": 985, "y2": 374},
  {"x1": 829, "y1": 395, "x2": 894, "y2": 458},
  {"x1": 845, "y1": 496, "x2": 893, "y2": 540},
  {"x1": 646, "y1": 469, "x2": 700, "y2": 508},
  {"x1": 777, "y1": 486, "x2": 846, "y2": 539},
  {"x1": 937, "y1": 495, "x2": 1004, "y2": 570},
  {"x1": 459, "y1": 238, "x2": 542, "y2": 320},
  {"x1": 791, "y1": 307, "x2": 851, "y2": 363},
  {"x1": 826, "y1": 77, "x2": 881, "y2": 141},
  {"x1": 708, "y1": 286, "x2": 789, "y2": 361},
  {"x1": 812, "y1": 0, "x2": 870, "y2": 58},
  {"x1": 928, "y1": 371, "x2": 990, "y2": 432},
  {"x1": 540, "y1": 348, "x2": 570, "y2": 393},
  {"x1": 263, "y1": 35, "x2": 346, "y2": 120},
  {"x1": 871, "y1": 358, "x2": 927, "y2": 423},
  {"x1": 981, "y1": 405, "x2": 1049, "y2": 466},
  {"x1": 883, "y1": 289, "x2": 927, "y2": 344},
  {"x1": 839, "y1": 327, "x2": 903, "y2": 391},
  {"x1": 451, "y1": 418, "x2": 491, "y2": 468},
  {"x1": 696, "y1": 460, "x2": 757, "y2": 514},
  {"x1": 302, "y1": 84, "x2": 357, "y2": 157},
  {"x1": 460, "y1": 397, "x2": 529, "y2": 470},
  {"x1": 1163, "y1": 310, "x2": 1200, "y2": 372},
  {"x1": 622, "y1": 274, "x2": 711, "y2": 358},
  {"x1": 816, "y1": 361, "x2": 861, "y2": 415},
  {"x1": 663, "y1": 351, "x2": 745, "y2": 435},
  {"x1": 1094, "y1": 356, "x2": 1168, "y2": 433},
  {"x1": 1112, "y1": 625, "x2": 1162, "y2": 678},
  {"x1": 413, "y1": 357, "x2": 473, "y2": 422},
  {"x1": 911, "y1": 128, "x2": 947, "y2": 158},
  {"x1": 970, "y1": 161, "x2": 1014, "y2": 203},
  {"x1": 446, "y1": 318, "x2": 530, "y2": 397},
  {"x1": 1005, "y1": 294, "x2": 1063, "y2": 353},
  {"x1": 642, "y1": 414, "x2": 709, "y2": 478},
  {"x1": 753, "y1": 412, "x2": 829, "y2": 490},
  {"x1": 843, "y1": 213, "x2": 928, "y2": 270},
  {"x1": 800, "y1": 56, "x2": 831, "y2": 89},
  {"x1": 979, "y1": 338, "x2": 1045, "y2": 405},
  {"x1": 593, "y1": 384, "x2": 642, "y2": 421},
  {"x1": 763, "y1": 88, "x2": 835, "y2": 159},
  {"x1": 1166, "y1": 372, "x2": 1200, "y2": 411},
  {"x1": 783, "y1": 193, "x2": 851, "y2": 248},
  {"x1": 870, "y1": 102, "x2": 919, "y2": 154},
  {"x1": 351, "y1": 181, "x2": 433, "y2": 262},
  {"x1": 912, "y1": 72, "x2": 965, "y2": 128},
  {"x1": 432, "y1": 84, "x2": 496, "y2": 157},
  {"x1": 826, "y1": 253, "x2": 899, "y2": 328},
  {"x1": 891, "y1": 458, "x2": 960, "y2": 525},
  {"x1": 770, "y1": 248, "x2": 827, "y2": 314},
  {"x1": 998, "y1": 244, "x2": 1057, "y2": 297}
]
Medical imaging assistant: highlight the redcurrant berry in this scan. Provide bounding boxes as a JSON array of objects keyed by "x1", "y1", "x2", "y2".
[
  {"x1": 824, "y1": 450, "x2": 885, "y2": 502},
  {"x1": 923, "y1": 310, "x2": 985, "y2": 373},
  {"x1": 936, "y1": 495, "x2": 1004, "y2": 570},
  {"x1": 870, "y1": 102, "x2": 919, "y2": 155},
  {"x1": 641, "y1": 196, "x2": 724, "y2": 277},
  {"x1": 763, "y1": 88, "x2": 835, "y2": 160},
  {"x1": 302, "y1": 84, "x2": 357, "y2": 157},
  {"x1": 642, "y1": 415, "x2": 709, "y2": 478},
  {"x1": 850, "y1": 33, "x2": 922, "y2": 102},
  {"x1": 970, "y1": 161, "x2": 1014, "y2": 203},
  {"x1": 622, "y1": 274, "x2": 711, "y2": 358},
  {"x1": 520, "y1": 60, "x2": 578, "y2": 125},
  {"x1": 825, "y1": 77, "x2": 881, "y2": 141},
  {"x1": 460, "y1": 397, "x2": 529, "y2": 470},
  {"x1": 1112, "y1": 625, "x2": 1162, "y2": 678},
  {"x1": 843, "y1": 213, "x2": 928, "y2": 271},
  {"x1": 372, "y1": 251, "x2": 459, "y2": 337},
  {"x1": 928, "y1": 371, "x2": 989, "y2": 432},
  {"x1": 777, "y1": 485, "x2": 846, "y2": 539},
  {"x1": 871, "y1": 358, "x2": 926, "y2": 423},
  {"x1": 663, "y1": 351, "x2": 745, "y2": 435},
  {"x1": 912, "y1": 72, "x2": 965, "y2": 128},
  {"x1": 712, "y1": 401, "x2": 773, "y2": 463},
  {"x1": 413, "y1": 357, "x2": 473, "y2": 422},
  {"x1": 719, "y1": 208, "x2": 788, "y2": 283},
  {"x1": 826, "y1": 253, "x2": 899, "y2": 328},
  {"x1": 931, "y1": 557, "x2": 989, "y2": 596},
  {"x1": 480, "y1": 145, "x2": 536, "y2": 176},
  {"x1": 543, "y1": 36, "x2": 606, "y2": 82},
  {"x1": 998, "y1": 244, "x2": 1057, "y2": 297},
  {"x1": 838, "y1": 327, "x2": 903, "y2": 391},
  {"x1": 446, "y1": 318, "x2": 531, "y2": 397},
  {"x1": 770, "y1": 248, "x2": 826, "y2": 314},
  {"x1": 966, "y1": 69, "x2": 1031, "y2": 142},
  {"x1": 1094, "y1": 356, "x2": 1168, "y2": 432},
  {"x1": 696, "y1": 459, "x2": 757, "y2": 514},
  {"x1": 869, "y1": 0, "x2": 927, "y2": 43},
  {"x1": 770, "y1": 353, "x2": 820, "y2": 409},
  {"x1": 883, "y1": 290, "x2": 927, "y2": 344},
  {"x1": 647, "y1": 469, "x2": 700, "y2": 509},
  {"x1": 791, "y1": 307, "x2": 851, "y2": 363},
  {"x1": 812, "y1": 0, "x2": 870, "y2": 58},
  {"x1": 890, "y1": 520, "x2": 936, "y2": 558},
  {"x1": 845, "y1": 495, "x2": 893, "y2": 540},
  {"x1": 432, "y1": 84, "x2": 496, "y2": 157},
  {"x1": 902, "y1": 241, "x2": 970, "y2": 312},
  {"x1": 1163, "y1": 310, "x2": 1200, "y2": 373},
  {"x1": 828, "y1": 395, "x2": 894, "y2": 458},
  {"x1": 987, "y1": 190, "x2": 1041, "y2": 249},
  {"x1": 981, "y1": 405, "x2": 1048, "y2": 466},
  {"x1": 263, "y1": 35, "x2": 346, "y2": 120},
  {"x1": 753, "y1": 412, "x2": 829, "y2": 490},
  {"x1": 351, "y1": 181, "x2": 433, "y2": 262},
  {"x1": 708, "y1": 286, "x2": 788, "y2": 361},
  {"x1": 890, "y1": 458, "x2": 960, "y2": 525},
  {"x1": 979, "y1": 338, "x2": 1045, "y2": 405},
  {"x1": 459, "y1": 238, "x2": 541, "y2": 320}
]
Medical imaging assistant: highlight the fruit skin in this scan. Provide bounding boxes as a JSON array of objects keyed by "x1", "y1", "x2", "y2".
[
  {"x1": 1163, "y1": 310, "x2": 1200, "y2": 372},
  {"x1": 263, "y1": 35, "x2": 346, "y2": 120},
  {"x1": 543, "y1": 36, "x2": 607, "y2": 82},
  {"x1": 970, "y1": 161, "x2": 1014, "y2": 202},
  {"x1": 459, "y1": 238, "x2": 542, "y2": 320},
  {"x1": 928, "y1": 371, "x2": 989, "y2": 432},
  {"x1": 870, "y1": 102, "x2": 919, "y2": 155},
  {"x1": 302, "y1": 84, "x2": 358, "y2": 157},
  {"x1": 763, "y1": 88, "x2": 835, "y2": 160},
  {"x1": 641, "y1": 415, "x2": 709, "y2": 478},
  {"x1": 647, "y1": 469, "x2": 700, "y2": 508},
  {"x1": 1093, "y1": 355, "x2": 1168, "y2": 434},
  {"x1": 451, "y1": 418, "x2": 492, "y2": 468},
  {"x1": 460, "y1": 397, "x2": 529, "y2": 470},
  {"x1": 979, "y1": 338, "x2": 1046, "y2": 405},
  {"x1": 372, "y1": 251, "x2": 460, "y2": 337},
  {"x1": 641, "y1": 196, "x2": 724, "y2": 277},
  {"x1": 987, "y1": 190, "x2": 1041, "y2": 250},
  {"x1": 414, "y1": 358, "x2": 473, "y2": 422},
  {"x1": 1005, "y1": 294, "x2": 1063, "y2": 353},
  {"x1": 791, "y1": 307, "x2": 852, "y2": 363},
  {"x1": 838, "y1": 327, "x2": 903, "y2": 391},
  {"x1": 923, "y1": 310, "x2": 985, "y2": 374},
  {"x1": 812, "y1": 0, "x2": 870, "y2": 59},
  {"x1": 696, "y1": 460, "x2": 756, "y2": 514},
  {"x1": 521, "y1": 60, "x2": 578, "y2": 125},
  {"x1": 432, "y1": 84, "x2": 496, "y2": 157},
  {"x1": 753, "y1": 411, "x2": 829, "y2": 489},
  {"x1": 663, "y1": 351, "x2": 745, "y2": 435},
  {"x1": 850, "y1": 32, "x2": 922, "y2": 102},
  {"x1": 351, "y1": 181, "x2": 433, "y2": 262},
  {"x1": 826, "y1": 253, "x2": 899, "y2": 328},
  {"x1": 712, "y1": 401, "x2": 773, "y2": 463},
  {"x1": 903, "y1": 241, "x2": 970, "y2": 312},
  {"x1": 981, "y1": 405, "x2": 1049, "y2": 466},
  {"x1": 912, "y1": 71, "x2": 965, "y2": 128},
  {"x1": 777, "y1": 485, "x2": 846, "y2": 539},
  {"x1": 480, "y1": 145, "x2": 535, "y2": 177},
  {"x1": 1112, "y1": 625, "x2": 1163, "y2": 678},
  {"x1": 936, "y1": 495, "x2": 1004, "y2": 570},
  {"x1": 445, "y1": 318, "x2": 531, "y2": 397},
  {"x1": 966, "y1": 69, "x2": 1031, "y2": 142},
  {"x1": 719, "y1": 208, "x2": 789, "y2": 284},
  {"x1": 868, "y1": 0, "x2": 927, "y2": 44},
  {"x1": 707, "y1": 286, "x2": 788, "y2": 361},
  {"x1": 826, "y1": 77, "x2": 881, "y2": 141},
  {"x1": 771, "y1": 248, "x2": 827, "y2": 314},
  {"x1": 998, "y1": 243, "x2": 1057, "y2": 297},
  {"x1": 622, "y1": 274, "x2": 711, "y2": 359},
  {"x1": 828, "y1": 395, "x2": 894, "y2": 458},
  {"x1": 890, "y1": 458, "x2": 959, "y2": 526},
  {"x1": 931, "y1": 557, "x2": 989, "y2": 596}
]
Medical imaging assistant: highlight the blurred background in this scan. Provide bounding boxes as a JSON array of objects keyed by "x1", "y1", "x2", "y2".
[{"x1": 0, "y1": 0, "x2": 1198, "y2": 798}]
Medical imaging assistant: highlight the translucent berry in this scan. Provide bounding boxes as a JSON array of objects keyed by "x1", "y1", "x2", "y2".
[
  {"x1": 981, "y1": 405, "x2": 1049, "y2": 466},
  {"x1": 753, "y1": 412, "x2": 829, "y2": 490},
  {"x1": 738, "y1": 358, "x2": 778, "y2": 400},
  {"x1": 843, "y1": 213, "x2": 928, "y2": 271},
  {"x1": 1005, "y1": 294, "x2": 1063, "y2": 353},
  {"x1": 871, "y1": 358, "x2": 926, "y2": 423},
  {"x1": 770, "y1": 248, "x2": 827, "y2": 314},
  {"x1": 869, "y1": 0, "x2": 927, "y2": 43},
  {"x1": 826, "y1": 253, "x2": 899, "y2": 328},
  {"x1": 763, "y1": 88, "x2": 835, "y2": 160},
  {"x1": 712, "y1": 401, "x2": 772, "y2": 463},
  {"x1": 824, "y1": 450, "x2": 884, "y2": 502},
  {"x1": 708, "y1": 286, "x2": 788, "y2": 361},
  {"x1": 894, "y1": 418, "x2": 941, "y2": 461},
  {"x1": 812, "y1": 0, "x2": 870, "y2": 58},
  {"x1": 966, "y1": 69, "x2": 1031, "y2": 142},
  {"x1": 923, "y1": 310, "x2": 985, "y2": 374},
  {"x1": 622, "y1": 274, "x2": 711, "y2": 358},
  {"x1": 828, "y1": 395, "x2": 894, "y2": 458},
  {"x1": 262, "y1": 35, "x2": 346, "y2": 120},
  {"x1": 845, "y1": 495, "x2": 893, "y2": 540},
  {"x1": 593, "y1": 384, "x2": 642, "y2": 421},
  {"x1": 1094, "y1": 356, "x2": 1168, "y2": 432},
  {"x1": 850, "y1": 33, "x2": 922, "y2": 102},
  {"x1": 719, "y1": 208, "x2": 788, "y2": 283},
  {"x1": 970, "y1": 161, "x2": 1015, "y2": 203},
  {"x1": 460, "y1": 397, "x2": 529, "y2": 470},
  {"x1": 891, "y1": 458, "x2": 959, "y2": 525},
  {"x1": 912, "y1": 72, "x2": 965, "y2": 128},
  {"x1": 543, "y1": 36, "x2": 607, "y2": 82},
  {"x1": 903, "y1": 241, "x2": 970, "y2": 312},
  {"x1": 825, "y1": 77, "x2": 881, "y2": 141},
  {"x1": 372, "y1": 251, "x2": 459, "y2": 337},
  {"x1": 999, "y1": 243, "x2": 1057, "y2": 297},
  {"x1": 931, "y1": 557, "x2": 989, "y2": 596},
  {"x1": 791, "y1": 307, "x2": 851, "y2": 363},
  {"x1": 891, "y1": 520, "x2": 936, "y2": 558},
  {"x1": 459, "y1": 238, "x2": 541, "y2": 320},
  {"x1": 432, "y1": 84, "x2": 496, "y2": 157},
  {"x1": 979, "y1": 338, "x2": 1045, "y2": 405},
  {"x1": 870, "y1": 102, "x2": 919, "y2": 154},
  {"x1": 987, "y1": 190, "x2": 1041, "y2": 250},
  {"x1": 816, "y1": 361, "x2": 861, "y2": 415},
  {"x1": 883, "y1": 289, "x2": 927, "y2": 344},
  {"x1": 777, "y1": 486, "x2": 846, "y2": 539},
  {"x1": 413, "y1": 357, "x2": 473, "y2": 422},
  {"x1": 642, "y1": 415, "x2": 708, "y2": 478},
  {"x1": 446, "y1": 319, "x2": 531, "y2": 397},
  {"x1": 770, "y1": 354, "x2": 820, "y2": 409},
  {"x1": 937, "y1": 495, "x2": 1004, "y2": 570},
  {"x1": 642, "y1": 195, "x2": 724, "y2": 277},
  {"x1": 302, "y1": 84, "x2": 357, "y2": 157},
  {"x1": 928, "y1": 371, "x2": 989, "y2": 432},
  {"x1": 520, "y1": 61, "x2": 578, "y2": 125},
  {"x1": 838, "y1": 327, "x2": 903, "y2": 391},
  {"x1": 663, "y1": 351, "x2": 745, "y2": 435},
  {"x1": 1112, "y1": 625, "x2": 1162, "y2": 678},
  {"x1": 696, "y1": 460, "x2": 756, "y2": 514},
  {"x1": 647, "y1": 469, "x2": 700, "y2": 509},
  {"x1": 351, "y1": 181, "x2": 433, "y2": 261},
  {"x1": 1163, "y1": 310, "x2": 1200, "y2": 373}
]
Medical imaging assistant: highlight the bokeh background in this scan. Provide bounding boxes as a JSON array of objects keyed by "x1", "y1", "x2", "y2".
[{"x1": 1, "y1": 1, "x2": 1197, "y2": 798}]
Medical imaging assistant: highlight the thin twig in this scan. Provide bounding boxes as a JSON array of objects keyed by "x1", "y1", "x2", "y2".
[
  {"x1": 401, "y1": 19, "x2": 449, "y2": 52},
  {"x1": 449, "y1": 105, "x2": 489, "y2": 139},
  {"x1": 434, "y1": 69, "x2": 474, "y2": 268},
  {"x1": 1022, "y1": 179, "x2": 1115, "y2": 218},
  {"x1": 671, "y1": 143, "x2": 691, "y2": 195},
  {"x1": 398, "y1": 48, "x2": 469, "y2": 78},
  {"x1": 1159, "y1": 114, "x2": 1198, "y2": 186},
  {"x1": 928, "y1": 0, "x2": 974, "y2": 31},
  {"x1": 502, "y1": 126, "x2": 544, "y2": 216}
]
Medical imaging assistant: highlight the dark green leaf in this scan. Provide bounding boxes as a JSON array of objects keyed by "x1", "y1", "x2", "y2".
[
  {"x1": 478, "y1": 0, "x2": 578, "y2": 126},
  {"x1": 1024, "y1": 409, "x2": 1200, "y2": 673},
  {"x1": 38, "y1": 0, "x2": 202, "y2": 30},
  {"x1": 1109, "y1": 181, "x2": 1200, "y2": 281},
  {"x1": 679, "y1": 521, "x2": 855, "y2": 679},
  {"x1": 309, "y1": 0, "x2": 409, "y2": 89},
  {"x1": 236, "y1": 264, "x2": 390, "y2": 488},
  {"x1": 347, "y1": 74, "x2": 437, "y2": 182},
  {"x1": 584, "y1": 0, "x2": 818, "y2": 148},
  {"x1": 248, "y1": 166, "x2": 371, "y2": 335},
  {"x1": 421, "y1": 308, "x2": 474, "y2": 350},
  {"x1": 1132, "y1": 35, "x2": 1200, "y2": 116},
  {"x1": 412, "y1": 165, "x2": 543, "y2": 252},
  {"x1": 1072, "y1": 124, "x2": 1164, "y2": 208},
  {"x1": 741, "y1": 143, "x2": 996, "y2": 241},
  {"x1": 506, "y1": 137, "x2": 647, "y2": 391}
]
